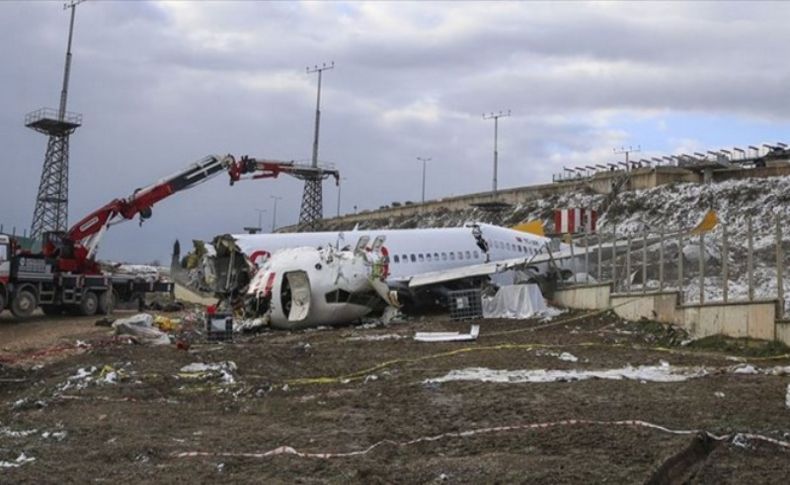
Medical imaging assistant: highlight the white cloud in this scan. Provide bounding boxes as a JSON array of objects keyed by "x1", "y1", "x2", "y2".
[{"x1": 2, "y1": 1, "x2": 790, "y2": 261}]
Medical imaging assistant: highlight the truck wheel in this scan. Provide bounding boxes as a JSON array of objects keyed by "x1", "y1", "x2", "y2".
[
  {"x1": 41, "y1": 305, "x2": 64, "y2": 316},
  {"x1": 10, "y1": 289, "x2": 37, "y2": 317},
  {"x1": 79, "y1": 291, "x2": 99, "y2": 316},
  {"x1": 98, "y1": 291, "x2": 116, "y2": 315}
]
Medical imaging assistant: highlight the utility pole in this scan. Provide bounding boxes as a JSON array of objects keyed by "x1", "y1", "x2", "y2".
[
  {"x1": 614, "y1": 145, "x2": 641, "y2": 171},
  {"x1": 255, "y1": 208, "x2": 267, "y2": 232},
  {"x1": 483, "y1": 110, "x2": 510, "y2": 196},
  {"x1": 28, "y1": 0, "x2": 86, "y2": 238},
  {"x1": 336, "y1": 177, "x2": 346, "y2": 217},
  {"x1": 299, "y1": 61, "x2": 334, "y2": 230},
  {"x1": 417, "y1": 157, "x2": 431, "y2": 203},
  {"x1": 270, "y1": 196, "x2": 282, "y2": 233}
]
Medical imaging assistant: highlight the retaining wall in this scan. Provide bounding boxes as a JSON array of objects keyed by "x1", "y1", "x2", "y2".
[{"x1": 554, "y1": 284, "x2": 787, "y2": 345}]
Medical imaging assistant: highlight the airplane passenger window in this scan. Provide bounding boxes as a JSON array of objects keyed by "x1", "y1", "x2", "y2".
[
  {"x1": 473, "y1": 250, "x2": 479, "y2": 259},
  {"x1": 426, "y1": 253, "x2": 432, "y2": 262},
  {"x1": 434, "y1": 252, "x2": 439, "y2": 260},
  {"x1": 450, "y1": 252, "x2": 455, "y2": 261},
  {"x1": 418, "y1": 254, "x2": 425, "y2": 262},
  {"x1": 402, "y1": 254, "x2": 408, "y2": 262},
  {"x1": 442, "y1": 252, "x2": 447, "y2": 261},
  {"x1": 457, "y1": 251, "x2": 463, "y2": 260},
  {"x1": 465, "y1": 250, "x2": 471, "y2": 259},
  {"x1": 393, "y1": 255, "x2": 400, "y2": 263},
  {"x1": 410, "y1": 254, "x2": 416, "y2": 262}
]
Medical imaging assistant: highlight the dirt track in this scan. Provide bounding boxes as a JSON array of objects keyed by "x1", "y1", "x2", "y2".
[{"x1": 1, "y1": 310, "x2": 789, "y2": 483}]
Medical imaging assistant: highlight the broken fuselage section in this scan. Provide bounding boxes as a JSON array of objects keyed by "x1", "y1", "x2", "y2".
[{"x1": 174, "y1": 236, "x2": 388, "y2": 329}]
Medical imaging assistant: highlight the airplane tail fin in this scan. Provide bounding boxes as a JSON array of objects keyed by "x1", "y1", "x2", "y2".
[
  {"x1": 512, "y1": 219, "x2": 545, "y2": 237},
  {"x1": 690, "y1": 210, "x2": 718, "y2": 235}
]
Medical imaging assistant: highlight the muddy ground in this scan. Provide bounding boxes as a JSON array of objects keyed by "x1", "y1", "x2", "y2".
[{"x1": 1, "y1": 309, "x2": 789, "y2": 484}]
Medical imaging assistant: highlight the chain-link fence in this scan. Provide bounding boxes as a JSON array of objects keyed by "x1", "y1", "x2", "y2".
[{"x1": 574, "y1": 215, "x2": 788, "y2": 319}]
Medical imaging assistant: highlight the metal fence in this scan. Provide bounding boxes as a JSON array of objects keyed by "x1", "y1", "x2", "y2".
[{"x1": 571, "y1": 215, "x2": 788, "y2": 318}]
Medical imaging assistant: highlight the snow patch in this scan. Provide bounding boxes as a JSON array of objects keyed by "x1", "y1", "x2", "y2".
[
  {"x1": 425, "y1": 364, "x2": 708, "y2": 384},
  {"x1": 346, "y1": 334, "x2": 404, "y2": 341},
  {"x1": 0, "y1": 453, "x2": 35, "y2": 468},
  {"x1": 0, "y1": 427, "x2": 38, "y2": 438}
]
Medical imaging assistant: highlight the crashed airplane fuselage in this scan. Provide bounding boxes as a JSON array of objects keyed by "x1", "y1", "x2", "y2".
[{"x1": 176, "y1": 223, "x2": 579, "y2": 329}]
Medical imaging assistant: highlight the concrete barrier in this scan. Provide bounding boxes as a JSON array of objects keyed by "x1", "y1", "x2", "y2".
[
  {"x1": 610, "y1": 292, "x2": 679, "y2": 324},
  {"x1": 776, "y1": 322, "x2": 790, "y2": 346},
  {"x1": 553, "y1": 283, "x2": 783, "y2": 344},
  {"x1": 677, "y1": 300, "x2": 777, "y2": 340},
  {"x1": 553, "y1": 283, "x2": 612, "y2": 310}
]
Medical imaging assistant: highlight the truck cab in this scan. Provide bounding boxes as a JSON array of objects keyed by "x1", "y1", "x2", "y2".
[{"x1": 0, "y1": 235, "x2": 9, "y2": 313}]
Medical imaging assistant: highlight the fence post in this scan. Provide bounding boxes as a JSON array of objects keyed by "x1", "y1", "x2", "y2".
[
  {"x1": 659, "y1": 228, "x2": 664, "y2": 291},
  {"x1": 722, "y1": 224, "x2": 728, "y2": 303},
  {"x1": 626, "y1": 234, "x2": 632, "y2": 293},
  {"x1": 699, "y1": 232, "x2": 705, "y2": 304},
  {"x1": 748, "y1": 216, "x2": 754, "y2": 301},
  {"x1": 584, "y1": 232, "x2": 590, "y2": 284},
  {"x1": 678, "y1": 231, "x2": 684, "y2": 303},
  {"x1": 778, "y1": 215, "x2": 784, "y2": 313},
  {"x1": 642, "y1": 229, "x2": 648, "y2": 294},
  {"x1": 611, "y1": 226, "x2": 617, "y2": 289},
  {"x1": 570, "y1": 235, "x2": 577, "y2": 284},
  {"x1": 597, "y1": 231, "x2": 603, "y2": 282}
]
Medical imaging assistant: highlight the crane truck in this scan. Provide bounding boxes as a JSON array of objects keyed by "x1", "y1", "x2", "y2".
[{"x1": 0, "y1": 154, "x2": 339, "y2": 318}]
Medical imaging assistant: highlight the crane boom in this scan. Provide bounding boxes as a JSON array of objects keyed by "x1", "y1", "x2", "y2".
[{"x1": 44, "y1": 153, "x2": 340, "y2": 274}]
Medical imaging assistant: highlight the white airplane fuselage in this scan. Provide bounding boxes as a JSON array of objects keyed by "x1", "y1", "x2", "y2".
[{"x1": 232, "y1": 223, "x2": 552, "y2": 282}]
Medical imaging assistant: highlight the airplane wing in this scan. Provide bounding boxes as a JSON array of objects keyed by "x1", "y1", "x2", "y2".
[{"x1": 407, "y1": 235, "x2": 665, "y2": 289}]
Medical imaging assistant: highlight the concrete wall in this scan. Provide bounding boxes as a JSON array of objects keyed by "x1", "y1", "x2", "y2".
[
  {"x1": 554, "y1": 284, "x2": 784, "y2": 344},
  {"x1": 610, "y1": 292, "x2": 679, "y2": 324},
  {"x1": 553, "y1": 283, "x2": 611, "y2": 310},
  {"x1": 676, "y1": 300, "x2": 777, "y2": 341},
  {"x1": 776, "y1": 322, "x2": 790, "y2": 346}
]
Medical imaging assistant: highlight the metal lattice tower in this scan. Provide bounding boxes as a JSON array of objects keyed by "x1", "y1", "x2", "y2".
[
  {"x1": 299, "y1": 61, "x2": 334, "y2": 231},
  {"x1": 28, "y1": 1, "x2": 85, "y2": 239}
]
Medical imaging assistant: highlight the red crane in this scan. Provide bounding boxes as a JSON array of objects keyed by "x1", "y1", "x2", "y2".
[{"x1": 44, "y1": 154, "x2": 339, "y2": 274}]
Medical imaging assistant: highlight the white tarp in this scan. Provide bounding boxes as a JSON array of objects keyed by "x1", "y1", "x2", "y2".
[{"x1": 482, "y1": 284, "x2": 547, "y2": 319}]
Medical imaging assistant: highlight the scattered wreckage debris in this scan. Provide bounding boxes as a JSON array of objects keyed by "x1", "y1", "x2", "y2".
[{"x1": 414, "y1": 324, "x2": 480, "y2": 342}]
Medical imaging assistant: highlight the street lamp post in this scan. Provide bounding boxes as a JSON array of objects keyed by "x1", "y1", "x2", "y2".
[
  {"x1": 270, "y1": 196, "x2": 282, "y2": 232},
  {"x1": 255, "y1": 209, "x2": 267, "y2": 232},
  {"x1": 483, "y1": 110, "x2": 511, "y2": 196},
  {"x1": 336, "y1": 177, "x2": 347, "y2": 217},
  {"x1": 416, "y1": 157, "x2": 431, "y2": 203}
]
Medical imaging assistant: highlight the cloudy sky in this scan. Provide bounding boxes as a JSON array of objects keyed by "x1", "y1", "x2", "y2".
[{"x1": 1, "y1": 1, "x2": 789, "y2": 263}]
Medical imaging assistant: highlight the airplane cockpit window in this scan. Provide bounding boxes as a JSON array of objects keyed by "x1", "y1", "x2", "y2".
[
  {"x1": 410, "y1": 254, "x2": 416, "y2": 262},
  {"x1": 393, "y1": 255, "x2": 400, "y2": 263}
]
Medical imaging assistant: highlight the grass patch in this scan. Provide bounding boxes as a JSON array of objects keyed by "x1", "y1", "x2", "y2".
[{"x1": 687, "y1": 335, "x2": 790, "y2": 358}]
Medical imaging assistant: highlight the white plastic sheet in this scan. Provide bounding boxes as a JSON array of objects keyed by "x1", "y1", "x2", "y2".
[{"x1": 482, "y1": 284, "x2": 547, "y2": 319}]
